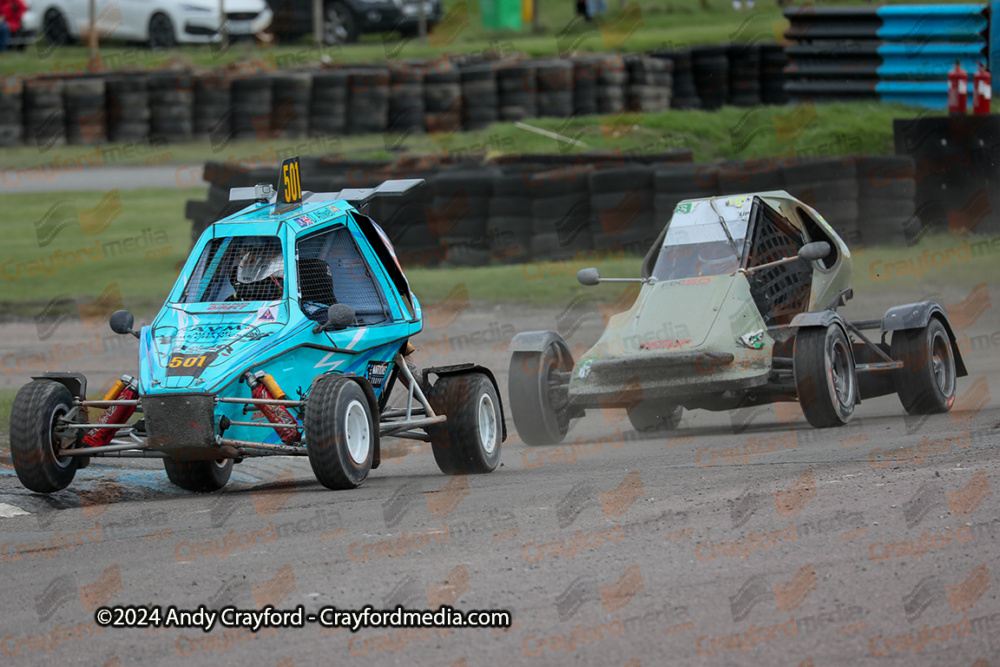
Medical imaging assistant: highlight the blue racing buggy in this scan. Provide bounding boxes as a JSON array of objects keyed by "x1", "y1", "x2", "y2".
[{"x1": 9, "y1": 157, "x2": 505, "y2": 493}]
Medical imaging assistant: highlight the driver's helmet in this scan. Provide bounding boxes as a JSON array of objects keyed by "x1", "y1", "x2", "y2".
[
  {"x1": 237, "y1": 248, "x2": 284, "y2": 284},
  {"x1": 231, "y1": 246, "x2": 284, "y2": 300},
  {"x1": 696, "y1": 241, "x2": 739, "y2": 277}
]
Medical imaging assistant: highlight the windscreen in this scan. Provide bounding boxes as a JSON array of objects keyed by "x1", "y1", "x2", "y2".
[
  {"x1": 179, "y1": 236, "x2": 285, "y2": 303},
  {"x1": 650, "y1": 198, "x2": 750, "y2": 281}
]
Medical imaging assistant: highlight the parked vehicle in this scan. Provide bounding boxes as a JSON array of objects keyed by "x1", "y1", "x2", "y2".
[
  {"x1": 267, "y1": 0, "x2": 442, "y2": 45},
  {"x1": 36, "y1": 0, "x2": 272, "y2": 48}
]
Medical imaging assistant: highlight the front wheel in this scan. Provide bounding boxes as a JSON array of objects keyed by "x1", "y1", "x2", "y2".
[
  {"x1": 9, "y1": 380, "x2": 79, "y2": 493},
  {"x1": 148, "y1": 13, "x2": 176, "y2": 49},
  {"x1": 794, "y1": 324, "x2": 857, "y2": 428},
  {"x1": 508, "y1": 341, "x2": 573, "y2": 446},
  {"x1": 163, "y1": 458, "x2": 232, "y2": 492},
  {"x1": 306, "y1": 375, "x2": 373, "y2": 489},
  {"x1": 891, "y1": 318, "x2": 957, "y2": 415},
  {"x1": 427, "y1": 373, "x2": 502, "y2": 475}
]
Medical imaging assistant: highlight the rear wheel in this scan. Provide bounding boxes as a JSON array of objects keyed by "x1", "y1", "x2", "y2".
[
  {"x1": 9, "y1": 380, "x2": 79, "y2": 493},
  {"x1": 163, "y1": 458, "x2": 232, "y2": 492},
  {"x1": 508, "y1": 341, "x2": 573, "y2": 446},
  {"x1": 42, "y1": 9, "x2": 71, "y2": 47},
  {"x1": 891, "y1": 318, "x2": 957, "y2": 415},
  {"x1": 794, "y1": 324, "x2": 856, "y2": 428},
  {"x1": 628, "y1": 402, "x2": 683, "y2": 433},
  {"x1": 323, "y1": 2, "x2": 358, "y2": 44},
  {"x1": 427, "y1": 373, "x2": 502, "y2": 475},
  {"x1": 306, "y1": 375, "x2": 373, "y2": 489}
]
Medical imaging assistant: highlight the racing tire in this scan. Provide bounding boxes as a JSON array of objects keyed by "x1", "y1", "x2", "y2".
[
  {"x1": 306, "y1": 375, "x2": 373, "y2": 489},
  {"x1": 148, "y1": 13, "x2": 176, "y2": 49},
  {"x1": 163, "y1": 458, "x2": 233, "y2": 492},
  {"x1": 508, "y1": 341, "x2": 573, "y2": 446},
  {"x1": 9, "y1": 380, "x2": 79, "y2": 493},
  {"x1": 794, "y1": 324, "x2": 857, "y2": 428},
  {"x1": 427, "y1": 373, "x2": 502, "y2": 475},
  {"x1": 890, "y1": 318, "x2": 957, "y2": 415},
  {"x1": 628, "y1": 403, "x2": 683, "y2": 434}
]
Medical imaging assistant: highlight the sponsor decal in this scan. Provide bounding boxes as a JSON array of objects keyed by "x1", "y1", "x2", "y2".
[{"x1": 366, "y1": 361, "x2": 390, "y2": 390}]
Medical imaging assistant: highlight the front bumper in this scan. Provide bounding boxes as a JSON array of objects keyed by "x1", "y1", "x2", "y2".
[
  {"x1": 569, "y1": 351, "x2": 771, "y2": 408},
  {"x1": 181, "y1": 8, "x2": 273, "y2": 42}
]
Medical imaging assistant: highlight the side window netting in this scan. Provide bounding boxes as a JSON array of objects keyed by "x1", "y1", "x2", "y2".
[{"x1": 297, "y1": 226, "x2": 389, "y2": 325}]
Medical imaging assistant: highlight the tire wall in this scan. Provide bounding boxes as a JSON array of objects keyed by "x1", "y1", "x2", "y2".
[
  {"x1": 3, "y1": 45, "x2": 783, "y2": 147},
  {"x1": 187, "y1": 150, "x2": 930, "y2": 268}
]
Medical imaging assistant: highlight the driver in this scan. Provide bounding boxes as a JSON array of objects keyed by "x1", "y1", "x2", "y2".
[
  {"x1": 695, "y1": 241, "x2": 739, "y2": 277},
  {"x1": 231, "y1": 246, "x2": 284, "y2": 301}
]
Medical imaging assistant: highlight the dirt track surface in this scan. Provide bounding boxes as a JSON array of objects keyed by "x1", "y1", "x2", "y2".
[{"x1": 1, "y1": 283, "x2": 999, "y2": 666}]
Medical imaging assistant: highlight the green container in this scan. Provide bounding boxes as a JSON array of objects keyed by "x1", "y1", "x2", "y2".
[{"x1": 480, "y1": 0, "x2": 523, "y2": 31}]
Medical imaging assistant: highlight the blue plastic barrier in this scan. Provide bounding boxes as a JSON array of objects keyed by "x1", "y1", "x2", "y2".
[{"x1": 783, "y1": 4, "x2": 992, "y2": 108}]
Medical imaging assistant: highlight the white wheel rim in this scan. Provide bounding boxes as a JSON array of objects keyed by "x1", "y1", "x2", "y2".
[
  {"x1": 478, "y1": 392, "x2": 498, "y2": 454},
  {"x1": 344, "y1": 399, "x2": 370, "y2": 464}
]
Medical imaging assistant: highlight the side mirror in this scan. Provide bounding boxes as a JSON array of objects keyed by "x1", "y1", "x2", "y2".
[
  {"x1": 577, "y1": 267, "x2": 601, "y2": 286},
  {"x1": 109, "y1": 310, "x2": 139, "y2": 338},
  {"x1": 325, "y1": 303, "x2": 356, "y2": 330},
  {"x1": 798, "y1": 241, "x2": 832, "y2": 262}
]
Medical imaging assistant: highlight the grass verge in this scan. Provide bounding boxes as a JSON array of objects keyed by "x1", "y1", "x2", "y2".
[{"x1": 0, "y1": 101, "x2": 927, "y2": 171}]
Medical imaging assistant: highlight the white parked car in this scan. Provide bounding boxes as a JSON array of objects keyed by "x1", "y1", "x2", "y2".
[{"x1": 35, "y1": 0, "x2": 272, "y2": 48}]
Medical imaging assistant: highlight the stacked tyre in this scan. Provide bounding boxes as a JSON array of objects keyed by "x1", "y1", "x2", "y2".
[
  {"x1": 528, "y1": 167, "x2": 592, "y2": 258},
  {"x1": 597, "y1": 55, "x2": 628, "y2": 114},
  {"x1": 854, "y1": 156, "x2": 918, "y2": 247},
  {"x1": 424, "y1": 67, "x2": 463, "y2": 135},
  {"x1": 536, "y1": 60, "x2": 574, "y2": 118},
  {"x1": 572, "y1": 58, "x2": 601, "y2": 116},
  {"x1": 193, "y1": 74, "x2": 231, "y2": 145},
  {"x1": 64, "y1": 78, "x2": 106, "y2": 144},
  {"x1": 348, "y1": 69, "x2": 390, "y2": 135},
  {"x1": 590, "y1": 165, "x2": 655, "y2": 253},
  {"x1": 653, "y1": 163, "x2": 720, "y2": 228},
  {"x1": 0, "y1": 82, "x2": 22, "y2": 146},
  {"x1": 460, "y1": 64, "x2": 498, "y2": 131},
  {"x1": 231, "y1": 77, "x2": 271, "y2": 142},
  {"x1": 783, "y1": 158, "x2": 861, "y2": 245},
  {"x1": 430, "y1": 169, "x2": 496, "y2": 266},
  {"x1": 23, "y1": 79, "x2": 65, "y2": 151},
  {"x1": 270, "y1": 72, "x2": 311, "y2": 139},
  {"x1": 310, "y1": 69, "x2": 350, "y2": 136},
  {"x1": 488, "y1": 171, "x2": 534, "y2": 263},
  {"x1": 106, "y1": 76, "x2": 149, "y2": 144},
  {"x1": 760, "y1": 44, "x2": 789, "y2": 105},
  {"x1": 651, "y1": 49, "x2": 700, "y2": 110},
  {"x1": 727, "y1": 44, "x2": 761, "y2": 107},
  {"x1": 149, "y1": 72, "x2": 193, "y2": 143},
  {"x1": 497, "y1": 62, "x2": 536, "y2": 121},
  {"x1": 691, "y1": 46, "x2": 729, "y2": 110},
  {"x1": 626, "y1": 56, "x2": 672, "y2": 113},
  {"x1": 387, "y1": 64, "x2": 425, "y2": 143}
]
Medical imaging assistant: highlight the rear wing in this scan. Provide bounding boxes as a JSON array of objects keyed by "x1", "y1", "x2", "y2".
[{"x1": 229, "y1": 156, "x2": 424, "y2": 208}]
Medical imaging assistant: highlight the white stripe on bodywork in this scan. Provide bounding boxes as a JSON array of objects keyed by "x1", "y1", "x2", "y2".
[{"x1": 345, "y1": 327, "x2": 366, "y2": 350}]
